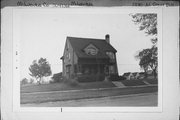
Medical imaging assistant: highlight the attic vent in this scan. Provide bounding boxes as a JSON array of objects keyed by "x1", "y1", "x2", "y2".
[{"x1": 84, "y1": 44, "x2": 98, "y2": 55}]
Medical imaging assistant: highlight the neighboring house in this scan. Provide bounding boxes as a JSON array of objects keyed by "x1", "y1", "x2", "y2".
[
  {"x1": 123, "y1": 72, "x2": 134, "y2": 80},
  {"x1": 123, "y1": 72, "x2": 144, "y2": 80},
  {"x1": 132, "y1": 72, "x2": 139, "y2": 80},
  {"x1": 138, "y1": 72, "x2": 145, "y2": 79},
  {"x1": 60, "y1": 34, "x2": 119, "y2": 81}
]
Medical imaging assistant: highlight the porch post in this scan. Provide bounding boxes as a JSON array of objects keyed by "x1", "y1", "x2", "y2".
[{"x1": 78, "y1": 64, "x2": 82, "y2": 73}]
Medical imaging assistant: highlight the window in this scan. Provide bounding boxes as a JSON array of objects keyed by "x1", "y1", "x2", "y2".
[
  {"x1": 69, "y1": 53, "x2": 70, "y2": 59},
  {"x1": 84, "y1": 44, "x2": 98, "y2": 55},
  {"x1": 66, "y1": 66, "x2": 70, "y2": 73},
  {"x1": 109, "y1": 65, "x2": 115, "y2": 74},
  {"x1": 66, "y1": 52, "x2": 71, "y2": 59},
  {"x1": 86, "y1": 47, "x2": 97, "y2": 55},
  {"x1": 106, "y1": 52, "x2": 115, "y2": 59}
]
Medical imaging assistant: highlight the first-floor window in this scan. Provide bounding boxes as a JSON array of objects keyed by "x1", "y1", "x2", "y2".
[
  {"x1": 109, "y1": 65, "x2": 115, "y2": 74},
  {"x1": 66, "y1": 66, "x2": 70, "y2": 73},
  {"x1": 106, "y1": 52, "x2": 115, "y2": 60}
]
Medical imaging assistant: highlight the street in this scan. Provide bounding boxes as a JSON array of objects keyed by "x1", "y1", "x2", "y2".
[{"x1": 22, "y1": 92, "x2": 157, "y2": 107}]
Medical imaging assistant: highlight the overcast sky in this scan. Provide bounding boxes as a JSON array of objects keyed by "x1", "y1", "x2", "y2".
[{"x1": 14, "y1": 8, "x2": 153, "y2": 80}]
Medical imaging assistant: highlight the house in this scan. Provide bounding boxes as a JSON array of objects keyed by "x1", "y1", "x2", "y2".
[
  {"x1": 123, "y1": 72, "x2": 142, "y2": 80},
  {"x1": 60, "y1": 34, "x2": 119, "y2": 82},
  {"x1": 132, "y1": 72, "x2": 139, "y2": 80},
  {"x1": 138, "y1": 72, "x2": 145, "y2": 79},
  {"x1": 122, "y1": 72, "x2": 134, "y2": 80}
]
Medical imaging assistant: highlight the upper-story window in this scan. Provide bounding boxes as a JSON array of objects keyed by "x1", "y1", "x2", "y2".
[
  {"x1": 106, "y1": 52, "x2": 115, "y2": 60},
  {"x1": 84, "y1": 44, "x2": 98, "y2": 56},
  {"x1": 66, "y1": 52, "x2": 70, "y2": 59}
]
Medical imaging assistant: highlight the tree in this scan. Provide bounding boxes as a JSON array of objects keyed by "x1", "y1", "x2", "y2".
[
  {"x1": 131, "y1": 13, "x2": 158, "y2": 78},
  {"x1": 29, "y1": 58, "x2": 52, "y2": 84},
  {"x1": 135, "y1": 46, "x2": 158, "y2": 78},
  {"x1": 131, "y1": 13, "x2": 157, "y2": 44}
]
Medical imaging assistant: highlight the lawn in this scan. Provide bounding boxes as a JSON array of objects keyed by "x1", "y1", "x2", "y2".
[
  {"x1": 121, "y1": 78, "x2": 158, "y2": 86},
  {"x1": 21, "y1": 81, "x2": 116, "y2": 93},
  {"x1": 20, "y1": 79, "x2": 158, "y2": 104},
  {"x1": 121, "y1": 79, "x2": 146, "y2": 86},
  {"x1": 145, "y1": 78, "x2": 158, "y2": 84},
  {"x1": 21, "y1": 78, "x2": 158, "y2": 93},
  {"x1": 21, "y1": 86, "x2": 158, "y2": 104}
]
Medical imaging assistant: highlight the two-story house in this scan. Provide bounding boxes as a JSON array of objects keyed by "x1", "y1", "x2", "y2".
[{"x1": 60, "y1": 34, "x2": 119, "y2": 82}]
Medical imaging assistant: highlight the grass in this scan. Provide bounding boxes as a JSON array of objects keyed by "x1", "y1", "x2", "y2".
[
  {"x1": 145, "y1": 78, "x2": 158, "y2": 84},
  {"x1": 121, "y1": 79, "x2": 147, "y2": 86},
  {"x1": 20, "y1": 79, "x2": 158, "y2": 104},
  {"x1": 21, "y1": 86, "x2": 158, "y2": 104},
  {"x1": 21, "y1": 81, "x2": 116, "y2": 93},
  {"x1": 21, "y1": 78, "x2": 158, "y2": 93}
]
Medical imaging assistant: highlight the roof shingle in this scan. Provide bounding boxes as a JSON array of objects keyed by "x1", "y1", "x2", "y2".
[{"x1": 67, "y1": 36, "x2": 117, "y2": 59}]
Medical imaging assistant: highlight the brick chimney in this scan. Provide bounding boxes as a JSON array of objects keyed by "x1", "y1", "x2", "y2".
[{"x1": 105, "y1": 34, "x2": 110, "y2": 44}]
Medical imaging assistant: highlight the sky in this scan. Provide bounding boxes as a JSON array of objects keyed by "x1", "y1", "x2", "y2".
[{"x1": 14, "y1": 8, "x2": 153, "y2": 80}]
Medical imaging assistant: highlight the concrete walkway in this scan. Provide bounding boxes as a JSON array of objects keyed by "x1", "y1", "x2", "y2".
[{"x1": 112, "y1": 81, "x2": 126, "y2": 88}]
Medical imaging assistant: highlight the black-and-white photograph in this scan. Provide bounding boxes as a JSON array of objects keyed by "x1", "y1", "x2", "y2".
[{"x1": 14, "y1": 8, "x2": 159, "y2": 108}]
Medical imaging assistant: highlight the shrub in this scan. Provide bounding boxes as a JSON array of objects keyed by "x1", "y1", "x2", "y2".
[
  {"x1": 118, "y1": 76, "x2": 126, "y2": 81},
  {"x1": 76, "y1": 74, "x2": 105, "y2": 82},
  {"x1": 65, "y1": 78, "x2": 79, "y2": 86},
  {"x1": 121, "y1": 79, "x2": 146, "y2": 86},
  {"x1": 20, "y1": 78, "x2": 28, "y2": 86},
  {"x1": 51, "y1": 72, "x2": 63, "y2": 83},
  {"x1": 109, "y1": 74, "x2": 126, "y2": 81}
]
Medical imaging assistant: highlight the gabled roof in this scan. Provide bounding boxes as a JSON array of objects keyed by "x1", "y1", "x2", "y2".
[{"x1": 67, "y1": 36, "x2": 117, "y2": 59}]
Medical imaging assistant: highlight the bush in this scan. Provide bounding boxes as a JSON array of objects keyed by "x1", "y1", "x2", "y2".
[
  {"x1": 51, "y1": 72, "x2": 63, "y2": 83},
  {"x1": 65, "y1": 78, "x2": 79, "y2": 86},
  {"x1": 118, "y1": 76, "x2": 126, "y2": 81},
  {"x1": 76, "y1": 74, "x2": 105, "y2": 82},
  {"x1": 121, "y1": 79, "x2": 146, "y2": 86},
  {"x1": 109, "y1": 74, "x2": 126, "y2": 81},
  {"x1": 20, "y1": 78, "x2": 28, "y2": 86}
]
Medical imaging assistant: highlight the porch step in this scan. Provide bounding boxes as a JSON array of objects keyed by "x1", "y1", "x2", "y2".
[{"x1": 112, "y1": 81, "x2": 126, "y2": 88}]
